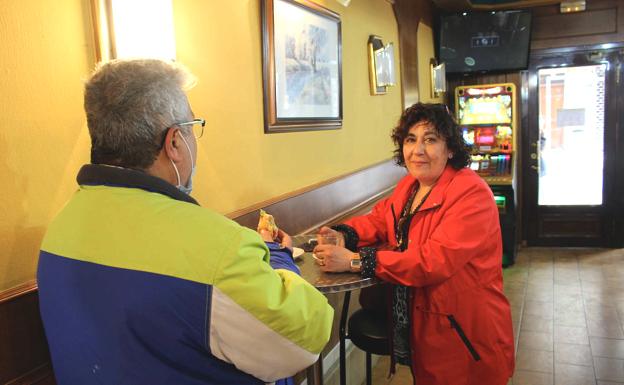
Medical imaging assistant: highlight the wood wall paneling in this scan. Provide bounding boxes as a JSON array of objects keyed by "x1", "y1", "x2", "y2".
[
  {"x1": 231, "y1": 159, "x2": 406, "y2": 234},
  {"x1": 392, "y1": 0, "x2": 436, "y2": 108},
  {"x1": 530, "y1": 0, "x2": 624, "y2": 50},
  {"x1": 0, "y1": 281, "x2": 55, "y2": 385},
  {"x1": 532, "y1": 8, "x2": 617, "y2": 40}
]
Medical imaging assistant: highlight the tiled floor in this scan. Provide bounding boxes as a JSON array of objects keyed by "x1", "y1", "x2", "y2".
[{"x1": 370, "y1": 247, "x2": 624, "y2": 385}]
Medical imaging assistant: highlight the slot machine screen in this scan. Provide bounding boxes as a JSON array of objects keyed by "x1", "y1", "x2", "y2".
[{"x1": 458, "y1": 92, "x2": 512, "y2": 125}]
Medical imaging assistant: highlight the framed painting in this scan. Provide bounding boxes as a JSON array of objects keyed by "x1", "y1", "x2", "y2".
[{"x1": 262, "y1": 0, "x2": 342, "y2": 133}]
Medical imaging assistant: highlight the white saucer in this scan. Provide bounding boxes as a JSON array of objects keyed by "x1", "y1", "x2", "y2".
[{"x1": 292, "y1": 247, "x2": 304, "y2": 260}]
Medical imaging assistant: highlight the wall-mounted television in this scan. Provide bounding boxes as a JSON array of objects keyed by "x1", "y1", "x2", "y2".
[{"x1": 437, "y1": 10, "x2": 532, "y2": 74}]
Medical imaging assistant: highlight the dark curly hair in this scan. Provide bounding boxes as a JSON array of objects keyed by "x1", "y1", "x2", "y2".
[{"x1": 391, "y1": 103, "x2": 470, "y2": 170}]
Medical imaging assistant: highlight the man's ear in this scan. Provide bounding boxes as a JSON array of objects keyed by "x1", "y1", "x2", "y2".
[{"x1": 163, "y1": 127, "x2": 184, "y2": 163}]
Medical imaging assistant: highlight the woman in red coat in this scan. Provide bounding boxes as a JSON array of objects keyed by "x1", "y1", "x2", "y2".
[{"x1": 314, "y1": 103, "x2": 515, "y2": 385}]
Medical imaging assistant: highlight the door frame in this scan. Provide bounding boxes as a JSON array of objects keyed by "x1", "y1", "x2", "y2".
[{"x1": 522, "y1": 45, "x2": 623, "y2": 247}]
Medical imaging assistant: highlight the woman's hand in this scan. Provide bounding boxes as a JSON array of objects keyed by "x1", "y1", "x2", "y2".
[
  {"x1": 313, "y1": 244, "x2": 352, "y2": 272},
  {"x1": 317, "y1": 226, "x2": 345, "y2": 247},
  {"x1": 259, "y1": 228, "x2": 293, "y2": 252}
]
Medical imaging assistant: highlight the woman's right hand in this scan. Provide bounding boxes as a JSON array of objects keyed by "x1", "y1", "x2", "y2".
[{"x1": 316, "y1": 226, "x2": 345, "y2": 247}]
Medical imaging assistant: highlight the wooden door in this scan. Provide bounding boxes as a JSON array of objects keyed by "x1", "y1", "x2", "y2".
[{"x1": 523, "y1": 48, "x2": 622, "y2": 246}]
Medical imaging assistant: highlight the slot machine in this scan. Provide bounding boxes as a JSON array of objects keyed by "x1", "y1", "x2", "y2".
[{"x1": 455, "y1": 83, "x2": 517, "y2": 267}]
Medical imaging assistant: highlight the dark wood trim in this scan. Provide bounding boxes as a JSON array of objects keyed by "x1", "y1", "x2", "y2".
[
  {"x1": 227, "y1": 158, "x2": 398, "y2": 219},
  {"x1": 0, "y1": 285, "x2": 54, "y2": 385},
  {"x1": 392, "y1": 0, "x2": 435, "y2": 108},
  {"x1": 231, "y1": 159, "x2": 406, "y2": 235},
  {"x1": 0, "y1": 280, "x2": 38, "y2": 303},
  {"x1": 530, "y1": 0, "x2": 624, "y2": 51},
  {"x1": 6, "y1": 363, "x2": 55, "y2": 385}
]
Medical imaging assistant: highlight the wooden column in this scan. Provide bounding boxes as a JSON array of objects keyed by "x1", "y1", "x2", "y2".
[{"x1": 392, "y1": 0, "x2": 435, "y2": 108}]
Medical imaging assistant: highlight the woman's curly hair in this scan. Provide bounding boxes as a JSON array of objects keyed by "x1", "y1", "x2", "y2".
[{"x1": 391, "y1": 103, "x2": 470, "y2": 170}]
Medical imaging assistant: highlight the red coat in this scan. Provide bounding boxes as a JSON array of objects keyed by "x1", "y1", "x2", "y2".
[{"x1": 346, "y1": 165, "x2": 514, "y2": 385}]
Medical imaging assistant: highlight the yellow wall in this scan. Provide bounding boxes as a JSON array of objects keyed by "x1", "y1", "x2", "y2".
[
  {"x1": 0, "y1": 0, "x2": 94, "y2": 291},
  {"x1": 417, "y1": 21, "x2": 443, "y2": 104},
  {"x1": 0, "y1": 0, "x2": 403, "y2": 291},
  {"x1": 175, "y1": 0, "x2": 402, "y2": 214}
]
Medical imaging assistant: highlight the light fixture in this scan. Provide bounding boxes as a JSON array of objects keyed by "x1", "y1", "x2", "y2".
[
  {"x1": 335, "y1": 0, "x2": 351, "y2": 6},
  {"x1": 430, "y1": 59, "x2": 446, "y2": 98},
  {"x1": 91, "y1": 0, "x2": 176, "y2": 62},
  {"x1": 560, "y1": 0, "x2": 585, "y2": 13}
]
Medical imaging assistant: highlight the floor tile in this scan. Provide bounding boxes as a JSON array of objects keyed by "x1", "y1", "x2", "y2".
[
  {"x1": 518, "y1": 331, "x2": 554, "y2": 351},
  {"x1": 588, "y1": 319, "x2": 624, "y2": 339},
  {"x1": 594, "y1": 357, "x2": 624, "y2": 382},
  {"x1": 555, "y1": 284, "x2": 582, "y2": 296},
  {"x1": 555, "y1": 309, "x2": 588, "y2": 327},
  {"x1": 516, "y1": 348, "x2": 554, "y2": 373},
  {"x1": 554, "y1": 363, "x2": 596, "y2": 385},
  {"x1": 525, "y1": 301, "x2": 554, "y2": 319},
  {"x1": 513, "y1": 370, "x2": 554, "y2": 385},
  {"x1": 555, "y1": 297, "x2": 585, "y2": 313},
  {"x1": 522, "y1": 314, "x2": 554, "y2": 333},
  {"x1": 585, "y1": 305, "x2": 620, "y2": 322},
  {"x1": 555, "y1": 342, "x2": 593, "y2": 366},
  {"x1": 554, "y1": 325, "x2": 590, "y2": 345},
  {"x1": 590, "y1": 338, "x2": 624, "y2": 360}
]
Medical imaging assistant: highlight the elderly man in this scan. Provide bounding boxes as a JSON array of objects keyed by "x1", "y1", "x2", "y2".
[{"x1": 37, "y1": 59, "x2": 333, "y2": 384}]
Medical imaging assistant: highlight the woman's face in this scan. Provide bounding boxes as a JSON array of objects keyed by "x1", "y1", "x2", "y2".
[{"x1": 402, "y1": 121, "x2": 452, "y2": 187}]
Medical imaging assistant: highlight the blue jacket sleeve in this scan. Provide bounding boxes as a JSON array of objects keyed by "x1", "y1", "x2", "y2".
[{"x1": 265, "y1": 242, "x2": 301, "y2": 275}]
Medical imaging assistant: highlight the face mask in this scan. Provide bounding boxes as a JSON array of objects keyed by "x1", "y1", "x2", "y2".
[{"x1": 170, "y1": 132, "x2": 195, "y2": 195}]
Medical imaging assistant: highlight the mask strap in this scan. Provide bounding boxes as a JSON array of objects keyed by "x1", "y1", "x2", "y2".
[{"x1": 168, "y1": 130, "x2": 192, "y2": 188}]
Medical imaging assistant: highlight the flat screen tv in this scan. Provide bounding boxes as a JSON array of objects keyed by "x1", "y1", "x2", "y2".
[{"x1": 438, "y1": 10, "x2": 532, "y2": 74}]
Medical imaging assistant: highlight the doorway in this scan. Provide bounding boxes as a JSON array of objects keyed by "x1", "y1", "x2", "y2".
[{"x1": 523, "y1": 49, "x2": 621, "y2": 247}]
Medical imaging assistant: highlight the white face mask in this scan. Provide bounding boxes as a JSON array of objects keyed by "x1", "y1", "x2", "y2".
[{"x1": 170, "y1": 132, "x2": 195, "y2": 195}]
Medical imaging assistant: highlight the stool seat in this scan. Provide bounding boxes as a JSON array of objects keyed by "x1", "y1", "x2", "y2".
[{"x1": 348, "y1": 309, "x2": 390, "y2": 356}]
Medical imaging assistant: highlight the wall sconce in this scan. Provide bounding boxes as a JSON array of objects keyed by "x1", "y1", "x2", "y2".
[
  {"x1": 368, "y1": 35, "x2": 396, "y2": 95},
  {"x1": 91, "y1": 0, "x2": 176, "y2": 62},
  {"x1": 430, "y1": 59, "x2": 446, "y2": 98}
]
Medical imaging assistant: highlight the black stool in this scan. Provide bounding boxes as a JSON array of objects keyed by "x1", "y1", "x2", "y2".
[{"x1": 347, "y1": 308, "x2": 390, "y2": 385}]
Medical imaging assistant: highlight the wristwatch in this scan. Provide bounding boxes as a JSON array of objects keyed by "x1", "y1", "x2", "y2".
[{"x1": 349, "y1": 253, "x2": 362, "y2": 273}]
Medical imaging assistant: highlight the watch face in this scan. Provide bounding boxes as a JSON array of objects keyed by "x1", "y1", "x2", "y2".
[{"x1": 350, "y1": 259, "x2": 361, "y2": 267}]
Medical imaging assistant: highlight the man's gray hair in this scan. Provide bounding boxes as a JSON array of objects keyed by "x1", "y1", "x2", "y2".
[{"x1": 84, "y1": 59, "x2": 197, "y2": 169}]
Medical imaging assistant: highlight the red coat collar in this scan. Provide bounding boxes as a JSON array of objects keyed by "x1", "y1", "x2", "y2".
[{"x1": 403, "y1": 165, "x2": 459, "y2": 211}]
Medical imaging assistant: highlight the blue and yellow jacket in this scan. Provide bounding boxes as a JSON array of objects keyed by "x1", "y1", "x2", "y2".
[{"x1": 38, "y1": 164, "x2": 333, "y2": 384}]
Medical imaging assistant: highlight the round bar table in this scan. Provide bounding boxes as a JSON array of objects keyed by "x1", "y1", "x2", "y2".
[{"x1": 292, "y1": 235, "x2": 379, "y2": 385}]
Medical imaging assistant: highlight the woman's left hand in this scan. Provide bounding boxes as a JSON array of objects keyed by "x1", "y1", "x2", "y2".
[{"x1": 313, "y1": 244, "x2": 352, "y2": 272}]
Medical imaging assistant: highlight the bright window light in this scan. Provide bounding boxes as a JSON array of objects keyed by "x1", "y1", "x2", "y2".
[
  {"x1": 111, "y1": 0, "x2": 175, "y2": 60},
  {"x1": 94, "y1": 0, "x2": 176, "y2": 61}
]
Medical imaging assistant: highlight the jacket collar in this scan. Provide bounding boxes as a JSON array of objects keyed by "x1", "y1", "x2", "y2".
[
  {"x1": 405, "y1": 165, "x2": 459, "y2": 211},
  {"x1": 77, "y1": 164, "x2": 199, "y2": 206}
]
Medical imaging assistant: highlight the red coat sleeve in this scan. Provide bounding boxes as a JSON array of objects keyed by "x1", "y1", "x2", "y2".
[
  {"x1": 374, "y1": 179, "x2": 501, "y2": 287},
  {"x1": 344, "y1": 195, "x2": 391, "y2": 247}
]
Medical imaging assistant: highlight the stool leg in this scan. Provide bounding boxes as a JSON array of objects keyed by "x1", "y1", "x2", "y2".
[
  {"x1": 366, "y1": 352, "x2": 372, "y2": 385},
  {"x1": 339, "y1": 291, "x2": 351, "y2": 385}
]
